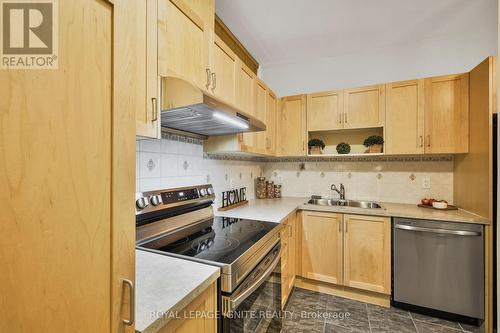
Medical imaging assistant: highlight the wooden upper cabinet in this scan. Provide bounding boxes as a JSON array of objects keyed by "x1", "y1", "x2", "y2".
[
  {"x1": 137, "y1": 0, "x2": 160, "y2": 139},
  {"x1": 343, "y1": 215, "x2": 391, "y2": 295},
  {"x1": 211, "y1": 35, "x2": 237, "y2": 104},
  {"x1": 300, "y1": 211, "x2": 343, "y2": 285},
  {"x1": 343, "y1": 84, "x2": 385, "y2": 129},
  {"x1": 279, "y1": 95, "x2": 307, "y2": 156},
  {"x1": 183, "y1": 0, "x2": 214, "y2": 31},
  {"x1": 236, "y1": 61, "x2": 257, "y2": 117},
  {"x1": 307, "y1": 90, "x2": 344, "y2": 131},
  {"x1": 266, "y1": 91, "x2": 277, "y2": 155},
  {"x1": 158, "y1": 0, "x2": 211, "y2": 89},
  {"x1": 385, "y1": 80, "x2": 424, "y2": 154},
  {"x1": 424, "y1": 73, "x2": 469, "y2": 154}
]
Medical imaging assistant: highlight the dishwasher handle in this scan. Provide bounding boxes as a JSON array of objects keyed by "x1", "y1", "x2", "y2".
[{"x1": 395, "y1": 224, "x2": 481, "y2": 236}]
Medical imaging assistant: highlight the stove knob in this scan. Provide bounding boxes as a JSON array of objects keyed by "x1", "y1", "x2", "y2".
[
  {"x1": 199, "y1": 188, "x2": 207, "y2": 197},
  {"x1": 150, "y1": 195, "x2": 162, "y2": 206},
  {"x1": 136, "y1": 197, "x2": 149, "y2": 210},
  {"x1": 207, "y1": 187, "x2": 214, "y2": 195}
]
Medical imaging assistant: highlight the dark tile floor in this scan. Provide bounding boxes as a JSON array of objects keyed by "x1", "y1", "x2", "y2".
[{"x1": 282, "y1": 287, "x2": 484, "y2": 333}]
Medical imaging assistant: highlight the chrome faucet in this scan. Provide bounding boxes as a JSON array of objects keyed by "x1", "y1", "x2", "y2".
[{"x1": 331, "y1": 183, "x2": 346, "y2": 200}]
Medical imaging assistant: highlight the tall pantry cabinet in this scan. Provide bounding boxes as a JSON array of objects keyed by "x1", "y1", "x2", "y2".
[{"x1": 0, "y1": 1, "x2": 137, "y2": 332}]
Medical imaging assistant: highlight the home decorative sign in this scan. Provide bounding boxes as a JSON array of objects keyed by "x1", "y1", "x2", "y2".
[{"x1": 218, "y1": 187, "x2": 248, "y2": 211}]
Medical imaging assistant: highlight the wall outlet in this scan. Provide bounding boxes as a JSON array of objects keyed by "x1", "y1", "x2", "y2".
[{"x1": 422, "y1": 177, "x2": 431, "y2": 189}]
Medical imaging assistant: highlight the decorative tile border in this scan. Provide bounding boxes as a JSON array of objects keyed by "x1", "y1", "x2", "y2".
[
  {"x1": 264, "y1": 155, "x2": 453, "y2": 163},
  {"x1": 161, "y1": 132, "x2": 203, "y2": 145},
  {"x1": 204, "y1": 153, "x2": 268, "y2": 162},
  {"x1": 205, "y1": 154, "x2": 453, "y2": 163}
]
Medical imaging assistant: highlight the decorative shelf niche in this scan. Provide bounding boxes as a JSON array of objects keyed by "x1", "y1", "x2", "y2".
[{"x1": 307, "y1": 127, "x2": 384, "y2": 156}]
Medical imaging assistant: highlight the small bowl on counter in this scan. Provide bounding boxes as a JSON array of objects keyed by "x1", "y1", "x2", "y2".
[{"x1": 432, "y1": 201, "x2": 448, "y2": 209}]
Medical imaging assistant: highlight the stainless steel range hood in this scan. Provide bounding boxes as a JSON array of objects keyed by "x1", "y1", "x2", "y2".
[{"x1": 161, "y1": 76, "x2": 266, "y2": 137}]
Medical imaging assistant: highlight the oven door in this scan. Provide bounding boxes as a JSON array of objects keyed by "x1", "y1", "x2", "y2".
[{"x1": 221, "y1": 243, "x2": 282, "y2": 333}]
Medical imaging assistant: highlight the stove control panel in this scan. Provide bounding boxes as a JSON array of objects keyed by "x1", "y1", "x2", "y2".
[{"x1": 135, "y1": 184, "x2": 215, "y2": 214}]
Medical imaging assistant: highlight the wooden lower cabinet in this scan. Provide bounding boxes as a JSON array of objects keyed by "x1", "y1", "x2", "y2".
[
  {"x1": 298, "y1": 212, "x2": 391, "y2": 297},
  {"x1": 159, "y1": 282, "x2": 217, "y2": 333},
  {"x1": 281, "y1": 212, "x2": 297, "y2": 308},
  {"x1": 300, "y1": 211, "x2": 343, "y2": 285},
  {"x1": 343, "y1": 214, "x2": 391, "y2": 294}
]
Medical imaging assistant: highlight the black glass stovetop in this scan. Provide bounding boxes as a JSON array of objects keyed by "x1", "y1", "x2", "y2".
[{"x1": 140, "y1": 216, "x2": 279, "y2": 265}]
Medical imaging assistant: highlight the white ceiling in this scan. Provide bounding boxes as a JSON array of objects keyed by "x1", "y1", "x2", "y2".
[{"x1": 216, "y1": 0, "x2": 498, "y2": 96}]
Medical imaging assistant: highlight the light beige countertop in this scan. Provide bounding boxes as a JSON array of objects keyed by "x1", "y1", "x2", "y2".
[
  {"x1": 135, "y1": 250, "x2": 220, "y2": 333},
  {"x1": 215, "y1": 197, "x2": 489, "y2": 225}
]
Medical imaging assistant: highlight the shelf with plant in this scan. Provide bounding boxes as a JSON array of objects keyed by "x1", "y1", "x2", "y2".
[{"x1": 307, "y1": 127, "x2": 384, "y2": 156}]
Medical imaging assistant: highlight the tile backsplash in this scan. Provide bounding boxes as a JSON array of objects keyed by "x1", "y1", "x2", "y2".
[
  {"x1": 136, "y1": 137, "x2": 263, "y2": 207},
  {"x1": 137, "y1": 136, "x2": 454, "y2": 206},
  {"x1": 263, "y1": 159, "x2": 454, "y2": 204}
]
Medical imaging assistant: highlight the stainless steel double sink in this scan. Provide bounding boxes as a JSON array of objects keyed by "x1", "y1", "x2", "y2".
[{"x1": 307, "y1": 198, "x2": 382, "y2": 209}]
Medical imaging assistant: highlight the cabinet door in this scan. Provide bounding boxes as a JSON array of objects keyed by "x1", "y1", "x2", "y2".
[
  {"x1": 236, "y1": 61, "x2": 257, "y2": 117},
  {"x1": 424, "y1": 74, "x2": 469, "y2": 153},
  {"x1": 300, "y1": 212, "x2": 343, "y2": 285},
  {"x1": 343, "y1": 215, "x2": 391, "y2": 294},
  {"x1": 385, "y1": 80, "x2": 424, "y2": 154},
  {"x1": 137, "y1": 0, "x2": 161, "y2": 138},
  {"x1": 266, "y1": 91, "x2": 277, "y2": 155},
  {"x1": 0, "y1": 1, "x2": 134, "y2": 332},
  {"x1": 158, "y1": 0, "x2": 210, "y2": 89},
  {"x1": 307, "y1": 90, "x2": 344, "y2": 131},
  {"x1": 280, "y1": 218, "x2": 291, "y2": 308},
  {"x1": 183, "y1": 0, "x2": 214, "y2": 31},
  {"x1": 212, "y1": 35, "x2": 237, "y2": 104},
  {"x1": 279, "y1": 95, "x2": 307, "y2": 156},
  {"x1": 254, "y1": 80, "x2": 268, "y2": 152},
  {"x1": 159, "y1": 282, "x2": 217, "y2": 333},
  {"x1": 344, "y1": 84, "x2": 385, "y2": 129},
  {"x1": 288, "y1": 212, "x2": 297, "y2": 290}
]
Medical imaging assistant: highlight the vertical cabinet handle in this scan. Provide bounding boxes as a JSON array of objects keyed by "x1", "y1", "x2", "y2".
[
  {"x1": 338, "y1": 112, "x2": 342, "y2": 124},
  {"x1": 205, "y1": 68, "x2": 211, "y2": 89},
  {"x1": 122, "y1": 279, "x2": 135, "y2": 326},
  {"x1": 419, "y1": 136, "x2": 423, "y2": 148},
  {"x1": 426, "y1": 135, "x2": 431, "y2": 147},
  {"x1": 344, "y1": 112, "x2": 348, "y2": 124},
  {"x1": 211, "y1": 72, "x2": 216, "y2": 91},
  {"x1": 151, "y1": 97, "x2": 158, "y2": 122},
  {"x1": 338, "y1": 220, "x2": 341, "y2": 233},
  {"x1": 345, "y1": 219, "x2": 348, "y2": 232}
]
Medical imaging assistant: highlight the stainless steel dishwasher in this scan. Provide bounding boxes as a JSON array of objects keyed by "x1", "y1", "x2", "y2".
[{"x1": 393, "y1": 218, "x2": 484, "y2": 320}]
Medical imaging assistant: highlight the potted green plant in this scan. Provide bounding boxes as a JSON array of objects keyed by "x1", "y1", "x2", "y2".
[
  {"x1": 363, "y1": 135, "x2": 384, "y2": 153},
  {"x1": 336, "y1": 142, "x2": 351, "y2": 154},
  {"x1": 308, "y1": 138, "x2": 325, "y2": 155}
]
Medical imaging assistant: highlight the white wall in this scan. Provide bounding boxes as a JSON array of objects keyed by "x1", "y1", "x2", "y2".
[
  {"x1": 241, "y1": 0, "x2": 499, "y2": 96},
  {"x1": 136, "y1": 136, "x2": 263, "y2": 208},
  {"x1": 261, "y1": 33, "x2": 498, "y2": 96}
]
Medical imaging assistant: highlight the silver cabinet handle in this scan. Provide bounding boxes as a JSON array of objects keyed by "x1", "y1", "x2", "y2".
[
  {"x1": 151, "y1": 97, "x2": 158, "y2": 121},
  {"x1": 211, "y1": 72, "x2": 216, "y2": 91},
  {"x1": 338, "y1": 112, "x2": 342, "y2": 124},
  {"x1": 122, "y1": 279, "x2": 135, "y2": 326},
  {"x1": 344, "y1": 112, "x2": 348, "y2": 124},
  {"x1": 395, "y1": 224, "x2": 481, "y2": 236},
  {"x1": 419, "y1": 135, "x2": 423, "y2": 148},
  {"x1": 426, "y1": 135, "x2": 431, "y2": 147},
  {"x1": 205, "y1": 68, "x2": 211, "y2": 89}
]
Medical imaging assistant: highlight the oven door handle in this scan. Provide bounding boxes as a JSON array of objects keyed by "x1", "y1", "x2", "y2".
[{"x1": 229, "y1": 245, "x2": 281, "y2": 311}]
